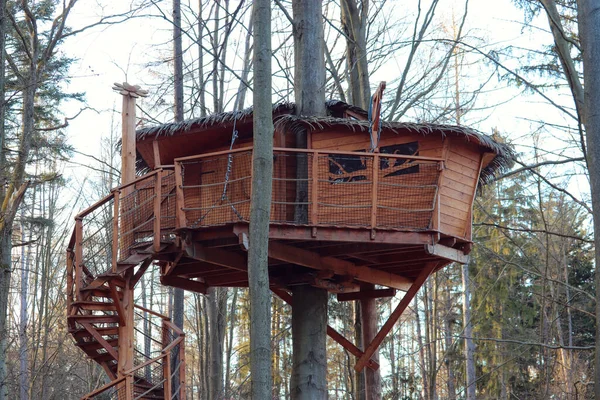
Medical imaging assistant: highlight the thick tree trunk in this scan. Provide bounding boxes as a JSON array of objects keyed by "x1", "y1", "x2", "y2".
[
  {"x1": 290, "y1": 1, "x2": 328, "y2": 398},
  {"x1": 293, "y1": 0, "x2": 326, "y2": 117},
  {"x1": 290, "y1": 285, "x2": 328, "y2": 399},
  {"x1": 248, "y1": 0, "x2": 273, "y2": 397},
  {"x1": 462, "y1": 264, "x2": 476, "y2": 400},
  {"x1": 578, "y1": 2, "x2": 600, "y2": 398},
  {"x1": 208, "y1": 288, "x2": 226, "y2": 400}
]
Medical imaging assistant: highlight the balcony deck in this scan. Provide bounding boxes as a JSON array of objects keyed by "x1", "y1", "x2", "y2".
[{"x1": 72, "y1": 145, "x2": 477, "y2": 300}]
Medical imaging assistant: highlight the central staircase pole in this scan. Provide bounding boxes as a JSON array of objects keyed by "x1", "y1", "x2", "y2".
[{"x1": 113, "y1": 83, "x2": 147, "y2": 393}]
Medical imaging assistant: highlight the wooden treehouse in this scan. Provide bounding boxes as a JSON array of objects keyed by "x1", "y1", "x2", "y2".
[{"x1": 66, "y1": 86, "x2": 512, "y2": 398}]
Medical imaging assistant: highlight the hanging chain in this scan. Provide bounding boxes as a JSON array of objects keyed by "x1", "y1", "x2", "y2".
[{"x1": 188, "y1": 114, "x2": 244, "y2": 228}]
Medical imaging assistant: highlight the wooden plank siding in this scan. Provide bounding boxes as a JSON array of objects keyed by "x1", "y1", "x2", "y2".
[
  {"x1": 311, "y1": 129, "x2": 444, "y2": 230},
  {"x1": 438, "y1": 138, "x2": 483, "y2": 240}
]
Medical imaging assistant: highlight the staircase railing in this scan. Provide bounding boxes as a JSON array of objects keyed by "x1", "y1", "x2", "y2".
[
  {"x1": 67, "y1": 169, "x2": 176, "y2": 300},
  {"x1": 80, "y1": 306, "x2": 185, "y2": 400}
]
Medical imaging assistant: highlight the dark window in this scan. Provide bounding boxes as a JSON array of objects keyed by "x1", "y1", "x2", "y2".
[
  {"x1": 328, "y1": 154, "x2": 368, "y2": 183},
  {"x1": 379, "y1": 142, "x2": 420, "y2": 177}
]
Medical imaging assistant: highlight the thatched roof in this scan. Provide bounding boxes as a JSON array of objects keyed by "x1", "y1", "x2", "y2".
[
  {"x1": 135, "y1": 100, "x2": 514, "y2": 185},
  {"x1": 136, "y1": 100, "x2": 368, "y2": 140}
]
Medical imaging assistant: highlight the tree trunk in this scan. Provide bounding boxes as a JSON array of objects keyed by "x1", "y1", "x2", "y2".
[
  {"x1": 248, "y1": 0, "x2": 274, "y2": 397},
  {"x1": 208, "y1": 288, "x2": 226, "y2": 400},
  {"x1": 197, "y1": 0, "x2": 206, "y2": 116},
  {"x1": 292, "y1": 0, "x2": 326, "y2": 118},
  {"x1": 0, "y1": 230, "x2": 11, "y2": 400},
  {"x1": 18, "y1": 210, "x2": 31, "y2": 400},
  {"x1": 234, "y1": 12, "x2": 253, "y2": 112},
  {"x1": 360, "y1": 284, "x2": 381, "y2": 400},
  {"x1": 290, "y1": 1, "x2": 328, "y2": 398},
  {"x1": 355, "y1": 303, "x2": 365, "y2": 400},
  {"x1": 224, "y1": 288, "x2": 238, "y2": 399},
  {"x1": 290, "y1": 285, "x2": 328, "y2": 399},
  {"x1": 172, "y1": 0, "x2": 185, "y2": 395},
  {"x1": 579, "y1": 3, "x2": 600, "y2": 398},
  {"x1": 340, "y1": 0, "x2": 371, "y2": 109},
  {"x1": 462, "y1": 263, "x2": 476, "y2": 400}
]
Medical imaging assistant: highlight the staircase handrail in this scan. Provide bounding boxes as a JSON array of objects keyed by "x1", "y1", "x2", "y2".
[{"x1": 80, "y1": 376, "x2": 127, "y2": 399}]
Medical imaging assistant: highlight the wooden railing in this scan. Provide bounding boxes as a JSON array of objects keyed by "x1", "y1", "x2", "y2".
[
  {"x1": 67, "y1": 148, "x2": 442, "y2": 307},
  {"x1": 175, "y1": 147, "x2": 444, "y2": 232},
  {"x1": 66, "y1": 169, "x2": 176, "y2": 299},
  {"x1": 81, "y1": 306, "x2": 185, "y2": 400}
]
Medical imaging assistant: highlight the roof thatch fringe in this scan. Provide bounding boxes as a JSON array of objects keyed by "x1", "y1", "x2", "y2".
[
  {"x1": 135, "y1": 100, "x2": 514, "y2": 185},
  {"x1": 137, "y1": 100, "x2": 371, "y2": 140},
  {"x1": 136, "y1": 102, "x2": 296, "y2": 140}
]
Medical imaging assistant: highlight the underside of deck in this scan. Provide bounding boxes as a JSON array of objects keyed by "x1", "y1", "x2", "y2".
[{"x1": 155, "y1": 223, "x2": 466, "y2": 295}]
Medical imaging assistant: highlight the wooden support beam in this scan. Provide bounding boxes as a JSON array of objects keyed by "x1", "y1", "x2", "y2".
[
  {"x1": 271, "y1": 287, "x2": 380, "y2": 371},
  {"x1": 131, "y1": 259, "x2": 152, "y2": 287},
  {"x1": 153, "y1": 171, "x2": 162, "y2": 252},
  {"x1": 233, "y1": 223, "x2": 435, "y2": 246},
  {"x1": 354, "y1": 262, "x2": 438, "y2": 372},
  {"x1": 268, "y1": 241, "x2": 413, "y2": 291},
  {"x1": 425, "y1": 244, "x2": 469, "y2": 264},
  {"x1": 108, "y1": 281, "x2": 126, "y2": 327},
  {"x1": 183, "y1": 241, "x2": 247, "y2": 271},
  {"x1": 163, "y1": 354, "x2": 172, "y2": 400},
  {"x1": 161, "y1": 275, "x2": 208, "y2": 294},
  {"x1": 337, "y1": 288, "x2": 396, "y2": 302},
  {"x1": 80, "y1": 321, "x2": 119, "y2": 361}
]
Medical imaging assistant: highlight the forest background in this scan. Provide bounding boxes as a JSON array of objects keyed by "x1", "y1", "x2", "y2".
[{"x1": 0, "y1": 0, "x2": 594, "y2": 399}]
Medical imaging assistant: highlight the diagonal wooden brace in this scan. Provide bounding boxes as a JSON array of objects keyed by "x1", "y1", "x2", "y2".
[
  {"x1": 354, "y1": 262, "x2": 438, "y2": 372},
  {"x1": 271, "y1": 287, "x2": 380, "y2": 371},
  {"x1": 80, "y1": 321, "x2": 120, "y2": 361}
]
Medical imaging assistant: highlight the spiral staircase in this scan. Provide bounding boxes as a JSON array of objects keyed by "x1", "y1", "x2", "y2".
[{"x1": 66, "y1": 170, "x2": 186, "y2": 400}]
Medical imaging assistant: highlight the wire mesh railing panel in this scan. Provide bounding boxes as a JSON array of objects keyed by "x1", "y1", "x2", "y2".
[
  {"x1": 271, "y1": 151, "x2": 312, "y2": 224},
  {"x1": 180, "y1": 151, "x2": 252, "y2": 227},
  {"x1": 81, "y1": 197, "x2": 115, "y2": 278},
  {"x1": 118, "y1": 175, "x2": 157, "y2": 262},
  {"x1": 160, "y1": 169, "x2": 177, "y2": 238},
  {"x1": 87, "y1": 380, "x2": 130, "y2": 400},
  {"x1": 133, "y1": 310, "x2": 165, "y2": 366},
  {"x1": 316, "y1": 153, "x2": 373, "y2": 227},
  {"x1": 376, "y1": 160, "x2": 440, "y2": 230},
  {"x1": 175, "y1": 148, "x2": 442, "y2": 233}
]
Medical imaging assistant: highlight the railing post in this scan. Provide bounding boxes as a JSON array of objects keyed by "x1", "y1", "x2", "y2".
[
  {"x1": 125, "y1": 375, "x2": 133, "y2": 400},
  {"x1": 174, "y1": 162, "x2": 186, "y2": 229},
  {"x1": 112, "y1": 190, "x2": 120, "y2": 273},
  {"x1": 66, "y1": 250, "x2": 73, "y2": 313},
  {"x1": 370, "y1": 154, "x2": 380, "y2": 239},
  {"x1": 179, "y1": 334, "x2": 186, "y2": 399},
  {"x1": 75, "y1": 218, "x2": 83, "y2": 300},
  {"x1": 311, "y1": 151, "x2": 319, "y2": 228},
  {"x1": 154, "y1": 170, "x2": 162, "y2": 252},
  {"x1": 431, "y1": 160, "x2": 444, "y2": 233},
  {"x1": 163, "y1": 352, "x2": 172, "y2": 400}
]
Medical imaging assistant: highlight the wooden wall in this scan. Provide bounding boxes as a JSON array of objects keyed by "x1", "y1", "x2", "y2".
[
  {"x1": 438, "y1": 138, "x2": 483, "y2": 240},
  {"x1": 310, "y1": 128, "x2": 484, "y2": 241}
]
